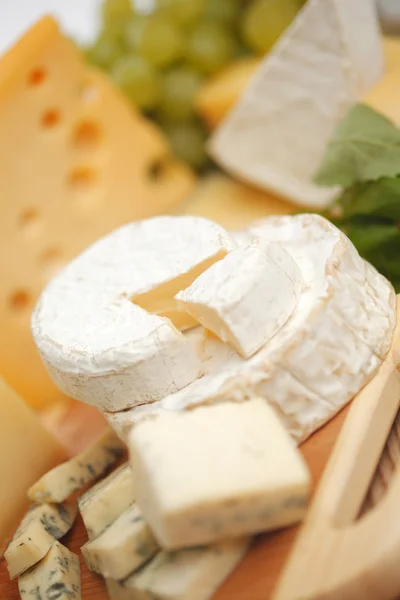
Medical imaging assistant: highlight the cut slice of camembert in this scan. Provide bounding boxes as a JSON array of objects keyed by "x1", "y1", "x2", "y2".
[
  {"x1": 32, "y1": 216, "x2": 235, "y2": 412},
  {"x1": 210, "y1": 0, "x2": 384, "y2": 208},
  {"x1": 107, "y1": 214, "x2": 396, "y2": 443},
  {"x1": 176, "y1": 240, "x2": 302, "y2": 357}
]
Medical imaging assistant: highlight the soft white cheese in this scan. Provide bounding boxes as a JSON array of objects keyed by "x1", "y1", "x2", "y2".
[
  {"x1": 129, "y1": 398, "x2": 311, "y2": 549},
  {"x1": 107, "y1": 214, "x2": 396, "y2": 443},
  {"x1": 210, "y1": 0, "x2": 384, "y2": 208},
  {"x1": 176, "y1": 240, "x2": 302, "y2": 357},
  {"x1": 106, "y1": 540, "x2": 250, "y2": 600},
  {"x1": 32, "y1": 216, "x2": 235, "y2": 412}
]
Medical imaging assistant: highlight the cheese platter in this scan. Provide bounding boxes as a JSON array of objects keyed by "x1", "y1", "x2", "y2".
[{"x1": 2, "y1": 1, "x2": 400, "y2": 600}]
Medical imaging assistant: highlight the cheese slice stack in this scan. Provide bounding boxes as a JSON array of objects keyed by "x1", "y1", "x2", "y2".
[
  {"x1": 32, "y1": 216, "x2": 235, "y2": 411},
  {"x1": 210, "y1": 0, "x2": 384, "y2": 208},
  {"x1": 106, "y1": 214, "x2": 396, "y2": 443}
]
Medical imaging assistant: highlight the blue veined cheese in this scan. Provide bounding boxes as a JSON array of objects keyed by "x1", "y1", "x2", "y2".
[
  {"x1": 18, "y1": 541, "x2": 81, "y2": 600},
  {"x1": 81, "y1": 503, "x2": 159, "y2": 580},
  {"x1": 28, "y1": 430, "x2": 126, "y2": 503},
  {"x1": 5, "y1": 502, "x2": 77, "y2": 578},
  {"x1": 129, "y1": 398, "x2": 311, "y2": 550},
  {"x1": 32, "y1": 216, "x2": 235, "y2": 412},
  {"x1": 108, "y1": 214, "x2": 396, "y2": 443},
  {"x1": 176, "y1": 240, "x2": 302, "y2": 358},
  {"x1": 106, "y1": 539, "x2": 250, "y2": 600},
  {"x1": 78, "y1": 462, "x2": 136, "y2": 539},
  {"x1": 210, "y1": 0, "x2": 384, "y2": 208}
]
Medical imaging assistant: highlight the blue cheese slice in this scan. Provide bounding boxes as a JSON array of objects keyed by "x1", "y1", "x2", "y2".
[
  {"x1": 129, "y1": 398, "x2": 311, "y2": 549},
  {"x1": 18, "y1": 541, "x2": 81, "y2": 600},
  {"x1": 28, "y1": 429, "x2": 126, "y2": 503},
  {"x1": 5, "y1": 502, "x2": 77, "y2": 578},
  {"x1": 106, "y1": 539, "x2": 250, "y2": 600},
  {"x1": 78, "y1": 463, "x2": 136, "y2": 539},
  {"x1": 81, "y1": 503, "x2": 159, "y2": 580}
]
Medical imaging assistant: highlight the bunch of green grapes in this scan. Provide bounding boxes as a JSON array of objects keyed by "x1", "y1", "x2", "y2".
[{"x1": 86, "y1": 0, "x2": 305, "y2": 171}]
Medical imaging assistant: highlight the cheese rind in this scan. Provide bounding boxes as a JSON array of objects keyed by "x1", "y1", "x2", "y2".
[
  {"x1": 210, "y1": 0, "x2": 384, "y2": 208},
  {"x1": 129, "y1": 399, "x2": 310, "y2": 549},
  {"x1": 5, "y1": 502, "x2": 77, "y2": 578},
  {"x1": 78, "y1": 463, "x2": 135, "y2": 539},
  {"x1": 106, "y1": 539, "x2": 250, "y2": 600},
  {"x1": 81, "y1": 503, "x2": 159, "y2": 580},
  {"x1": 111, "y1": 214, "x2": 396, "y2": 443},
  {"x1": 176, "y1": 240, "x2": 302, "y2": 357},
  {"x1": 32, "y1": 216, "x2": 234, "y2": 411},
  {"x1": 28, "y1": 430, "x2": 125, "y2": 503},
  {"x1": 0, "y1": 378, "x2": 66, "y2": 556},
  {"x1": 18, "y1": 541, "x2": 81, "y2": 600}
]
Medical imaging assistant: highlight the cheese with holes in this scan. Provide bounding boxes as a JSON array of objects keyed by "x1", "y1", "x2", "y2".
[
  {"x1": 18, "y1": 541, "x2": 81, "y2": 600},
  {"x1": 78, "y1": 463, "x2": 136, "y2": 539},
  {"x1": 5, "y1": 502, "x2": 77, "y2": 578},
  {"x1": 176, "y1": 240, "x2": 302, "y2": 357},
  {"x1": 0, "y1": 378, "x2": 66, "y2": 556},
  {"x1": 28, "y1": 430, "x2": 125, "y2": 503},
  {"x1": 129, "y1": 399, "x2": 310, "y2": 549},
  {"x1": 109, "y1": 214, "x2": 396, "y2": 443},
  {"x1": 106, "y1": 540, "x2": 250, "y2": 600},
  {"x1": 32, "y1": 216, "x2": 234, "y2": 412},
  {"x1": 82, "y1": 504, "x2": 159, "y2": 580},
  {"x1": 210, "y1": 0, "x2": 384, "y2": 208},
  {"x1": 0, "y1": 17, "x2": 195, "y2": 409}
]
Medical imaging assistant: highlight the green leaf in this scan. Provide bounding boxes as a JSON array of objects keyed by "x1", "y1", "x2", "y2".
[
  {"x1": 314, "y1": 104, "x2": 400, "y2": 188},
  {"x1": 333, "y1": 177, "x2": 400, "y2": 221}
]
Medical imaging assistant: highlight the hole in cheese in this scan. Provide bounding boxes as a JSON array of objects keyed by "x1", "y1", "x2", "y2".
[
  {"x1": 132, "y1": 251, "x2": 228, "y2": 331},
  {"x1": 19, "y1": 208, "x2": 40, "y2": 234},
  {"x1": 73, "y1": 121, "x2": 102, "y2": 150},
  {"x1": 68, "y1": 167, "x2": 96, "y2": 191},
  {"x1": 39, "y1": 247, "x2": 64, "y2": 279},
  {"x1": 9, "y1": 289, "x2": 31, "y2": 312},
  {"x1": 41, "y1": 108, "x2": 60, "y2": 128},
  {"x1": 28, "y1": 67, "x2": 47, "y2": 86}
]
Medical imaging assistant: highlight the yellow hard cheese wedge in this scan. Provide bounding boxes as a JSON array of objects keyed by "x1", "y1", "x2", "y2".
[
  {"x1": 0, "y1": 16, "x2": 195, "y2": 408},
  {"x1": 0, "y1": 378, "x2": 66, "y2": 557}
]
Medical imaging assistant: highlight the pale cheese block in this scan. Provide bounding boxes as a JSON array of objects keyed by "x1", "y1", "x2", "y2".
[
  {"x1": 78, "y1": 462, "x2": 136, "y2": 539},
  {"x1": 106, "y1": 539, "x2": 250, "y2": 600},
  {"x1": 0, "y1": 378, "x2": 66, "y2": 556},
  {"x1": 32, "y1": 216, "x2": 235, "y2": 412},
  {"x1": 81, "y1": 503, "x2": 159, "y2": 580},
  {"x1": 18, "y1": 541, "x2": 81, "y2": 600},
  {"x1": 5, "y1": 502, "x2": 77, "y2": 578},
  {"x1": 129, "y1": 399, "x2": 310, "y2": 549},
  {"x1": 210, "y1": 0, "x2": 384, "y2": 209},
  {"x1": 108, "y1": 214, "x2": 396, "y2": 443},
  {"x1": 0, "y1": 17, "x2": 195, "y2": 409},
  {"x1": 176, "y1": 240, "x2": 302, "y2": 358},
  {"x1": 28, "y1": 429, "x2": 126, "y2": 503}
]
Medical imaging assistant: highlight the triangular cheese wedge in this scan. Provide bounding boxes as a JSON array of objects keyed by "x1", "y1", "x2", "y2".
[{"x1": 210, "y1": 0, "x2": 384, "y2": 209}]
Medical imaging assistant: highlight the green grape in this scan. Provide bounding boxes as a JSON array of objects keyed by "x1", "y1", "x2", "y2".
[
  {"x1": 86, "y1": 31, "x2": 122, "y2": 69},
  {"x1": 241, "y1": 0, "x2": 300, "y2": 55},
  {"x1": 164, "y1": 120, "x2": 208, "y2": 169},
  {"x1": 157, "y1": 0, "x2": 206, "y2": 28},
  {"x1": 203, "y1": 0, "x2": 242, "y2": 27},
  {"x1": 158, "y1": 67, "x2": 204, "y2": 121},
  {"x1": 102, "y1": 0, "x2": 133, "y2": 23},
  {"x1": 187, "y1": 23, "x2": 235, "y2": 74},
  {"x1": 135, "y1": 14, "x2": 185, "y2": 67},
  {"x1": 111, "y1": 55, "x2": 160, "y2": 110},
  {"x1": 124, "y1": 15, "x2": 147, "y2": 50}
]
